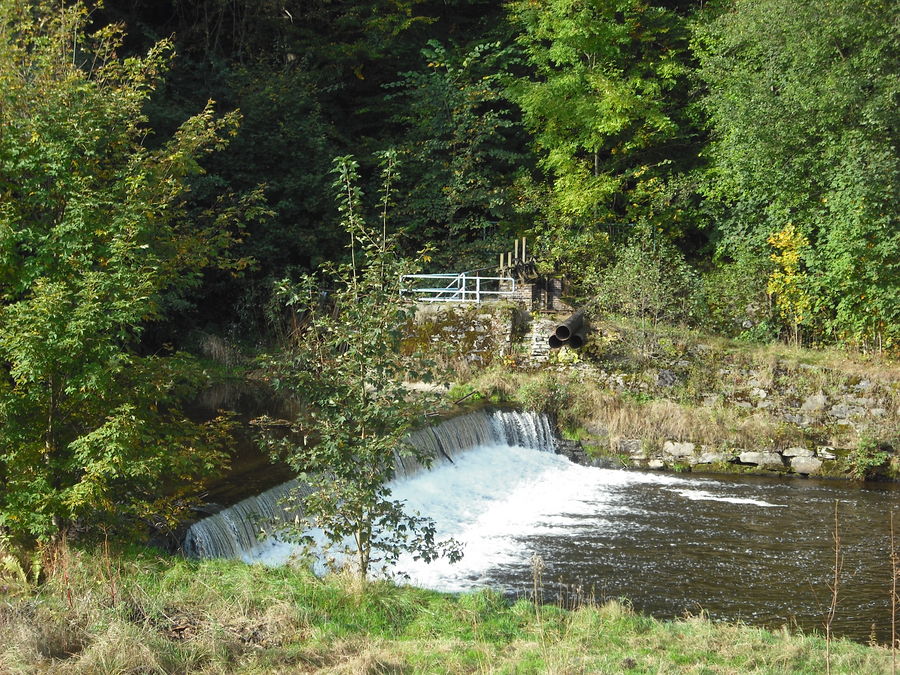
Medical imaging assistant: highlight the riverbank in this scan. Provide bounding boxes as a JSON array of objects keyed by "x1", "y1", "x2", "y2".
[
  {"x1": 434, "y1": 310, "x2": 900, "y2": 481},
  {"x1": 0, "y1": 545, "x2": 893, "y2": 673}
]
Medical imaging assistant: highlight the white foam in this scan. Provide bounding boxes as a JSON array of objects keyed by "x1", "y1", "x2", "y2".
[
  {"x1": 243, "y1": 444, "x2": 784, "y2": 589},
  {"x1": 665, "y1": 488, "x2": 785, "y2": 508}
]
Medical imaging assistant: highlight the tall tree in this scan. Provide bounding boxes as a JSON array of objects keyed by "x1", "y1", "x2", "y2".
[
  {"x1": 386, "y1": 40, "x2": 527, "y2": 270},
  {"x1": 0, "y1": 2, "x2": 251, "y2": 545},
  {"x1": 507, "y1": 0, "x2": 701, "y2": 291},
  {"x1": 697, "y1": 0, "x2": 899, "y2": 349}
]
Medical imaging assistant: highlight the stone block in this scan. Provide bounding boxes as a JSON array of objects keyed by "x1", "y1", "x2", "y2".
[
  {"x1": 695, "y1": 451, "x2": 729, "y2": 465},
  {"x1": 662, "y1": 441, "x2": 696, "y2": 458},
  {"x1": 738, "y1": 451, "x2": 785, "y2": 469},
  {"x1": 800, "y1": 393, "x2": 828, "y2": 412},
  {"x1": 783, "y1": 447, "x2": 813, "y2": 458},
  {"x1": 618, "y1": 438, "x2": 644, "y2": 458},
  {"x1": 791, "y1": 456, "x2": 823, "y2": 475}
]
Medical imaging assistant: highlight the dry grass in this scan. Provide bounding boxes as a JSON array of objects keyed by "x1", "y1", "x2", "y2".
[{"x1": 0, "y1": 545, "x2": 892, "y2": 674}]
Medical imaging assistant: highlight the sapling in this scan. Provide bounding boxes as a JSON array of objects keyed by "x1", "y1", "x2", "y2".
[
  {"x1": 824, "y1": 500, "x2": 843, "y2": 675},
  {"x1": 259, "y1": 152, "x2": 462, "y2": 581}
]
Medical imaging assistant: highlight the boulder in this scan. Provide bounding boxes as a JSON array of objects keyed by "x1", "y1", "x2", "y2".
[
  {"x1": 830, "y1": 403, "x2": 865, "y2": 419},
  {"x1": 647, "y1": 459, "x2": 666, "y2": 470},
  {"x1": 816, "y1": 446, "x2": 837, "y2": 460},
  {"x1": 695, "y1": 451, "x2": 729, "y2": 465},
  {"x1": 800, "y1": 393, "x2": 828, "y2": 412},
  {"x1": 663, "y1": 441, "x2": 696, "y2": 459},
  {"x1": 783, "y1": 447, "x2": 813, "y2": 458},
  {"x1": 791, "y1": 456, "x2": 823, "y2": 475},
  {"x1": 618, "y1": 438, "x2": 645, "y2": 458},
  {"x1": 656, "y1": 369, "x2": 679, "y2": 388},
  {"x1": 738, "y1": 451, "x2": 785, "y2": 469}
]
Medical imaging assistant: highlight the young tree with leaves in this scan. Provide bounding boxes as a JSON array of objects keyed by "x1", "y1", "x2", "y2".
[
  {"x1": 259, "y1": 153, "x2": 461, "y2": 580},
  {"x1": 0, "y1": 3, "x2": 256, "y2": 547}
]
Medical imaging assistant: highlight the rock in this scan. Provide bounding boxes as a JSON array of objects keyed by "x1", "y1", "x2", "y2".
[
  {"x1": 647, "y1": 459, "x2": 666, "y2": 470},
  {"x1": 816, "y1": 446, "x2": 837, "y2": 460},
  {"x1": 855, "y1": 379, "x2": 873, "y2": 392},
  {"x1": 800, "y1": 393, "x2": 828, "y2": 412},
  {"x1": 701, "y1": 393, "x2": 721, "y2": 407},
  {"x1": 781, "y1": 412, "x2": 813, "y2": 426},
  {"x1": 791, "y1": 456, "x2": 823, "y2": 475},
  {"x1": 830, "y1": 403, "x2": 865, "y2": 419},
  {"x1": 734, "y1": 401, "x2": 754, "y2": 409},
  {"x1": 618, "y1": 438, "x2": 644, "y2": 458},
  {"x1": 870, "y1": 408, "x2": 886, "y2": 418},
  {"x1": 756, "y1": 400, "x2": 773, "y2": 409},
  {"x1": 783, "y1": 447, "x2": 813, "y2": 458},
  {"x1": 584, "y1": 422, "x2": 608, "y2": 437},
  {"x1": 738, "y1": 451, "x2": 785, "y2": 469},
  {"x1": 696, "y1": 451, "x2": 729, "y2": 465},
  {"x1": 663, "y1": 441, "x2": 696, "y2": 459},
  {"x1": 750, "y1": 387, "x2": 768, "y2": 399},
  {"x1": 589, "y1": 456, "x2": 622, "y2": 469}
]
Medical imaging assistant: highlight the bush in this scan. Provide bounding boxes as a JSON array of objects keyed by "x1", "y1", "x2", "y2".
[
  {"x1": 701, "y1": 249, "x2": 776, "y2": 340},
  {"x1": 593, "y1": 237, "x2": 701, "y2": 355}
]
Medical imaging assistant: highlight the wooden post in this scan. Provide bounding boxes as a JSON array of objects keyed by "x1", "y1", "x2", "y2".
[
  {"x1": 514, "y1": 238, "x2": 519, "y2": 264},
  {"x1": 499, "y1": 253, "x2": 503, "y2": 271},
  {"x1": 522, "y1": 236, "x2": 526, "y2": 261}
]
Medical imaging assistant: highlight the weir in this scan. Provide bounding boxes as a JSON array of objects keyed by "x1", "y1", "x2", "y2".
[{"x1": 183, "y1": 408, "x2": 556, "y2": 560}]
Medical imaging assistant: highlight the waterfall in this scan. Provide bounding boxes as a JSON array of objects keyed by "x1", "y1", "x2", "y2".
[
  {"x1": 182, "y1": 480, "x2": 310, "y2": 559},
  {"x1": 183, "y1": 408, "x2": 556, "y2": 560},
  {"x1": 397, "y1": 408, "x2": 555, "y2": 478}
]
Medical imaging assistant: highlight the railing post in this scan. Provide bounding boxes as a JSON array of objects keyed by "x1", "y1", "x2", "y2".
[{"x1": 476, "y1": 276, "x2": 481, "y2": 303}]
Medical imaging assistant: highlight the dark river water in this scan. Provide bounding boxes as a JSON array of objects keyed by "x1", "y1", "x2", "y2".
[{"x1": 379, "y1": 445, "x2": 900, "y2": 643}]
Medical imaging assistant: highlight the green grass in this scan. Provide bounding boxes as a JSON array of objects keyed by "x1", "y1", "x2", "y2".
[{"x1": 0, "y1": 545, "x2": 894, "y2": 673}]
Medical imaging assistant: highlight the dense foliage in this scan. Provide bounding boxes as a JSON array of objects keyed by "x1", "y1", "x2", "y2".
[
  {"x1": 79, "y1": 0, "x2": 897, "y2": 350},
  {"x1": 0, "y1": 0, "x2": 896, "y2": 549},
  {"x1": 0, "y1": 2, "x2": 254, "y2": 545}
]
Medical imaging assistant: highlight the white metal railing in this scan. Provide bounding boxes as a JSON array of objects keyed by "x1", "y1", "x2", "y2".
[{"x1": 401, "y1": 272, "x2": 516, "y2": 303}]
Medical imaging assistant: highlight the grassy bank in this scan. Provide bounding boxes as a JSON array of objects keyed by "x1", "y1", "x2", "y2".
[
  {"x1": 438, "y1": 314, "x2": 900, "y2": 480},
  {"x1": 0, "y1": 545, "x2": 894, "y2": 673}
]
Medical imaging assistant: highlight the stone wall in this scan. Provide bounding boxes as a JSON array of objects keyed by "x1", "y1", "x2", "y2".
[{"x1": 609, "y1": 439, "x2": 840, "y2": 476}]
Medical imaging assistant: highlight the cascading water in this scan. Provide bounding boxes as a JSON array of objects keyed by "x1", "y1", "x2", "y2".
[
  {"x1": 182, "y1": 408, "x2": 555, "y2": 561},
  {"x1": 182, "y1": 406, "x2": 900, "y2": 642}
]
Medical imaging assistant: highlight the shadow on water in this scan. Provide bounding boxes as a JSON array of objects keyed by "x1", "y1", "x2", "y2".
[{"x1": 187, "y1": 379, "x2": 295, "y2": 506}]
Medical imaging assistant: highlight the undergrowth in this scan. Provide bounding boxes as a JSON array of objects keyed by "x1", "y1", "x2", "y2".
[{"x1": 0, "y1": 544, "x2": 893, "y2": 673}]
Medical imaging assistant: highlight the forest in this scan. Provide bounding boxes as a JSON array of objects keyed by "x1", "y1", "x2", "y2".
[{"x1": 0, "y1": 0, "x2": 898, "y2": 546}]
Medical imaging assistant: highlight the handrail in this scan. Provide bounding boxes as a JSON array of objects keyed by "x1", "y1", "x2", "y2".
[{"x1": 401, "y1": 272, "x2": 516, "y2": 303}]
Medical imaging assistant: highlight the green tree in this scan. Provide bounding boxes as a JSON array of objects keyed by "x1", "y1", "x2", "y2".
[
  {"x1": 0, "y1": 3, "x2": 248, "y2": 546},
  {"x1": 697, "y1": 0, "x2": 899, "y2": 349},
  {"x1": 507, "y1": 0, "x2": 701, "y2": 290},
  {"x1": 386, "y1": 40, "x2": 527, "y2": 269},
  {"x1": 259, "y1": 154, "x2": 461, "y2": 580},
  {"x1": 595, "y1": 234, "x2": 699, "y2": 355}
]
